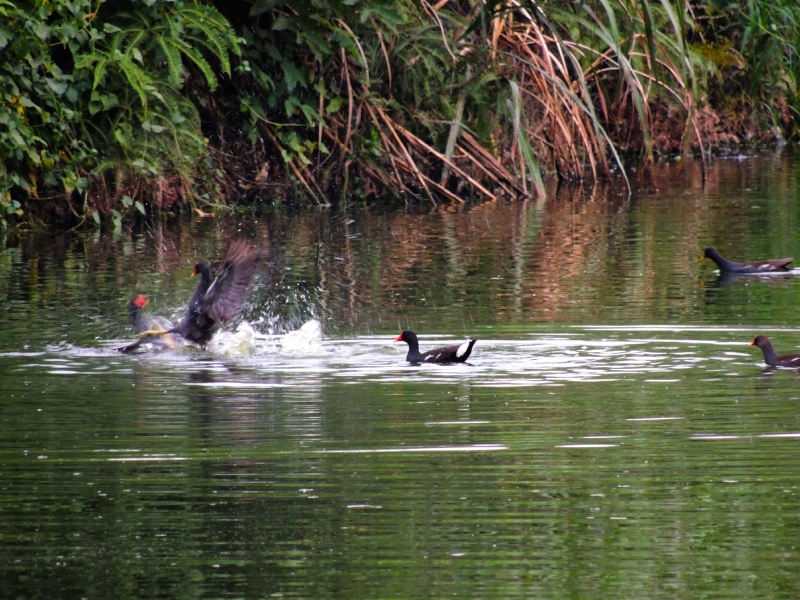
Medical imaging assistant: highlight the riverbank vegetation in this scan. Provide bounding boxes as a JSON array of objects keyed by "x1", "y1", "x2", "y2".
[{"x1": 2, "y1": 0, "x2": 799, "y2": 226}]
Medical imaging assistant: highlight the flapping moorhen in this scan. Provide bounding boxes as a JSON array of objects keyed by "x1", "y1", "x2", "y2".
[
  {"x1": 394, "y1": 330, "x2": 477, "y2": 364},
  {"x1": 703, "y1": 247, "x2": 792, "y2": 273},
  {"x1": 750, "y1": 335, "x2": 800, "y2": 368},
  {"x1": 137, "y1": 239, "x2": 261, "y2": 346}
]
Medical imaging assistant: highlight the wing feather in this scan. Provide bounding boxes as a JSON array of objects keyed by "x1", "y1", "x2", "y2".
[{"x1": 201, "y1": 239, "x2": 261, "y2": 326}]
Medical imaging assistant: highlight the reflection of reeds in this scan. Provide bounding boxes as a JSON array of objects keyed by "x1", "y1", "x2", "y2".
[{"x1": 6, "y1": 157, "x2": 796, "y2": 344}]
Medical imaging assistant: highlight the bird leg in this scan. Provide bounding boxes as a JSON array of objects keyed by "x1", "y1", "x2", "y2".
[{"x1": 135, "y1": 328, "x2": 173, "y2": 338}]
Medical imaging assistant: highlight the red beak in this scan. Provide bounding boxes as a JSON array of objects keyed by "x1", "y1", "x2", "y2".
[{"x1": 394, "y1": 334, "x2": 402, "y2": 342}]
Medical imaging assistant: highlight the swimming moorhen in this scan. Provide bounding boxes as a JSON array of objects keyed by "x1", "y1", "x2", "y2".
[
  {"x1": 750, "y1": 335, "x2": 800, "y2": 368},
  {"x1": 136, "y1": 239, "x2": 261, "y2": 346},
  {"x1": 394, "y1": 330, "x2": 477, "y2": 364},
  {"x1": 703, "y1": 247, "x2": 792, "y2": 273}
]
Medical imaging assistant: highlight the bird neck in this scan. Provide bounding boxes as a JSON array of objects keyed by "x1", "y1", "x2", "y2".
[
  {"x1": 405, "y1": 337, "x2": 422, "y2": 362},
  {"x1": 708, "y1": 252, "x2": 737, "y2": 271},
  {"x1": 188, "y1": 267, "x2": 212, "y2": 313},
  {"x1": 129, "y1": 305, "x2": 145, "y2": 332},
  {"x1": 761, "y1": 342, "x2": 779, "y2": 366}
]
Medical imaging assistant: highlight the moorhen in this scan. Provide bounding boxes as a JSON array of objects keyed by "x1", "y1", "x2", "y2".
[
  {"x1": 128, "y1": 295, "x2": 170, "y2": 334},
  {"x1": 750, "y1": 335, "x2": 800, "y2": 368},
  {"x1": 137, "y1": 239, "x2": 261, "y2": 346},
  {"x1": 703, "y1": 247, "x2": 792, "y2": 273},
  {"x1": 118, "y1": 295, "x2": 178, "y2": 353},
  {"x1": 394, "y1": 330, "x2": 477, "y2": 364}
]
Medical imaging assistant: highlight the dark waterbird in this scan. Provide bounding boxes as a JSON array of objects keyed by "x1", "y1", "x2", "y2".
[
  {"x1": 394, "y1": 330, "x2": 477, "y2": 364},
  {"x1": 117, "y1": 295, "x2": 178, "y2": 353},
  {"x1": 750, "y1": 335, "x2": 800, "y2": 368},
  {"x1": 135, "y1": 239, "x2": 262, "y2": 347},
  {"x1": 703, "y1": 247, "x2": 792, "y2": 273}
]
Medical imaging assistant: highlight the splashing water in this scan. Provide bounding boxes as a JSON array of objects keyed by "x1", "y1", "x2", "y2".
[
  {"x1": 205, "y1": 319, "x2": 324, "y2": 356},
  {"x1": 278, "y1": 319, "x2": 323, "y2": 355}
]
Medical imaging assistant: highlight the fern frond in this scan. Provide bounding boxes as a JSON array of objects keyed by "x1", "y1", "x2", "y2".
[
  {"x1": 124, "y1": 27, "x2": 148, "y2": 59},
  {"x1": 185, "y1": 29, "x2": 232, "y2": 76},
  {"x1": 155, "y1": 37, "x2": 186, "y2": 87},
  {"x1": 117, "y1": 54, "x2": 153, "y2": 109},
  {"x1": 182, "y1": 4, "x2": 240, "y2": 73},
  {"x1": 194, "y1": 4, "x2": 240, "y2": 53},
  {"x1": 92, "y1": 56, "x2": 108, "y2": 90},
  {"x1": 171, "y1": 37, "x2": 218, "y2": 90}
]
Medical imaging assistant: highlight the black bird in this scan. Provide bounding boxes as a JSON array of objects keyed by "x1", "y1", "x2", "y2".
[
  {"x1": 750, "y1": 335, "x2": 800, "y2": 368},
  {"x1": 703, "y1": 247, "x2": 792, "y2": 273},
  {"x1": 137, "y1": 239, "x2": 261, "y2": 346},
  {"x1": 394, "y1": 330, "x2": 477, "y2": 364}
]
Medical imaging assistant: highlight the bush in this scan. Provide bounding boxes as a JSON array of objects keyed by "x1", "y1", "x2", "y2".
[{"x1": 0, "y1": 0, "x2": 240, "y2": 224}]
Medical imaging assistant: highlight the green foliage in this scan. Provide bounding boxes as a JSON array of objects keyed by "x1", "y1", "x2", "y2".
[
  {"x1": 2, "y1": 0, "x2": 800, "y2": 222},
  {"x1": 0, "y1": 0, "x2": 240, "y2": 225},
  {"x1": 0, "y1": 0, "x2": 95, "y2": 215},
  {"x1": 698, "y1": 0, "x2": 800, "y2": 124}
]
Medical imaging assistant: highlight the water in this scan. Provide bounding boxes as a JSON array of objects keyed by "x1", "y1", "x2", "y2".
[{"x1": 3, "y1": 152, "x2": 800, "y2": 598}]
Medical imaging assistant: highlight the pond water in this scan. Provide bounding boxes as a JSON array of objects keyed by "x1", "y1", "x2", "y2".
[{"x1": 4, "y1": 151, "x2": 800, "y2": 598}]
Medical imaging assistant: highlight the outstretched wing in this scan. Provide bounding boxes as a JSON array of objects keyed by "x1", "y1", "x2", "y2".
[{"x1": 201, "y1": 239, "x2": 261, "y2": 326}]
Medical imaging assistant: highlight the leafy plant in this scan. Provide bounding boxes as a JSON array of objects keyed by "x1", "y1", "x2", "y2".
[{"x1": 0, "y1": 0, "x2": 241, "y2": 226}]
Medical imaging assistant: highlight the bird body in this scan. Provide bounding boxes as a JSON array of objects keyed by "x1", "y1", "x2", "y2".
[
  {"x1": 129, "y1": 295, "x2": 174, "y2": 335},
  {"x1": 118, "y1": 295, "x2": 178, "y2": 353},
  {"x1": 171, "y1": 239, "x2": 261, "y2": 345},
  {"x1": 703, "y1": 247, "x2": 792, "y2": 273},
  {"x1": 128, "y1": 239, "x2": 261, "y2": 348},
  {"x1": 394, "y1": 330, "x2": 476, "y2": 364},
  {"x1": 750, "y1": 335, "x2": 800, "y2": 368}
]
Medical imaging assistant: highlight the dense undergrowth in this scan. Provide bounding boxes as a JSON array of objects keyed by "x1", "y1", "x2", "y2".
[{"x1": 1, "y1": 0, "x2": 799, "y2": 227}]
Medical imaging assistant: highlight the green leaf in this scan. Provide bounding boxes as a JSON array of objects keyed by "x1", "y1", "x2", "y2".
[
  {"x1": 326, "y1": 97, "x2": 344, "y2": 114},
  {"x1": 0, "y1": 26, "x2": 12, "y2": 49},
  {"x1": 249, "y1": 0, "x2": 281, "y2": 17},
  {"x1": 273, "y1": 15, "x2": 292, "y2": 31},
  {"x1": 142, "y1": 121, "x2": 166, "y2": 133},
  {"x1": 281, "y1": 62, "x2": 306, "y2": 93},
  {"x1": 33, "y1": 22, "x2": 51, "y2": 40},
  {"x1": 46, "y1": 78, "x2": 68, "y2": 95}
]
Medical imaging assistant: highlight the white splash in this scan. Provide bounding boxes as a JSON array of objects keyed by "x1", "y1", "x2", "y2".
[
  {"x1": 279, "y1": 319, "x2": 323, "y2": 355},
  {"x1": 207, "y1": 322, "x2": 258, "y2": 355}
]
